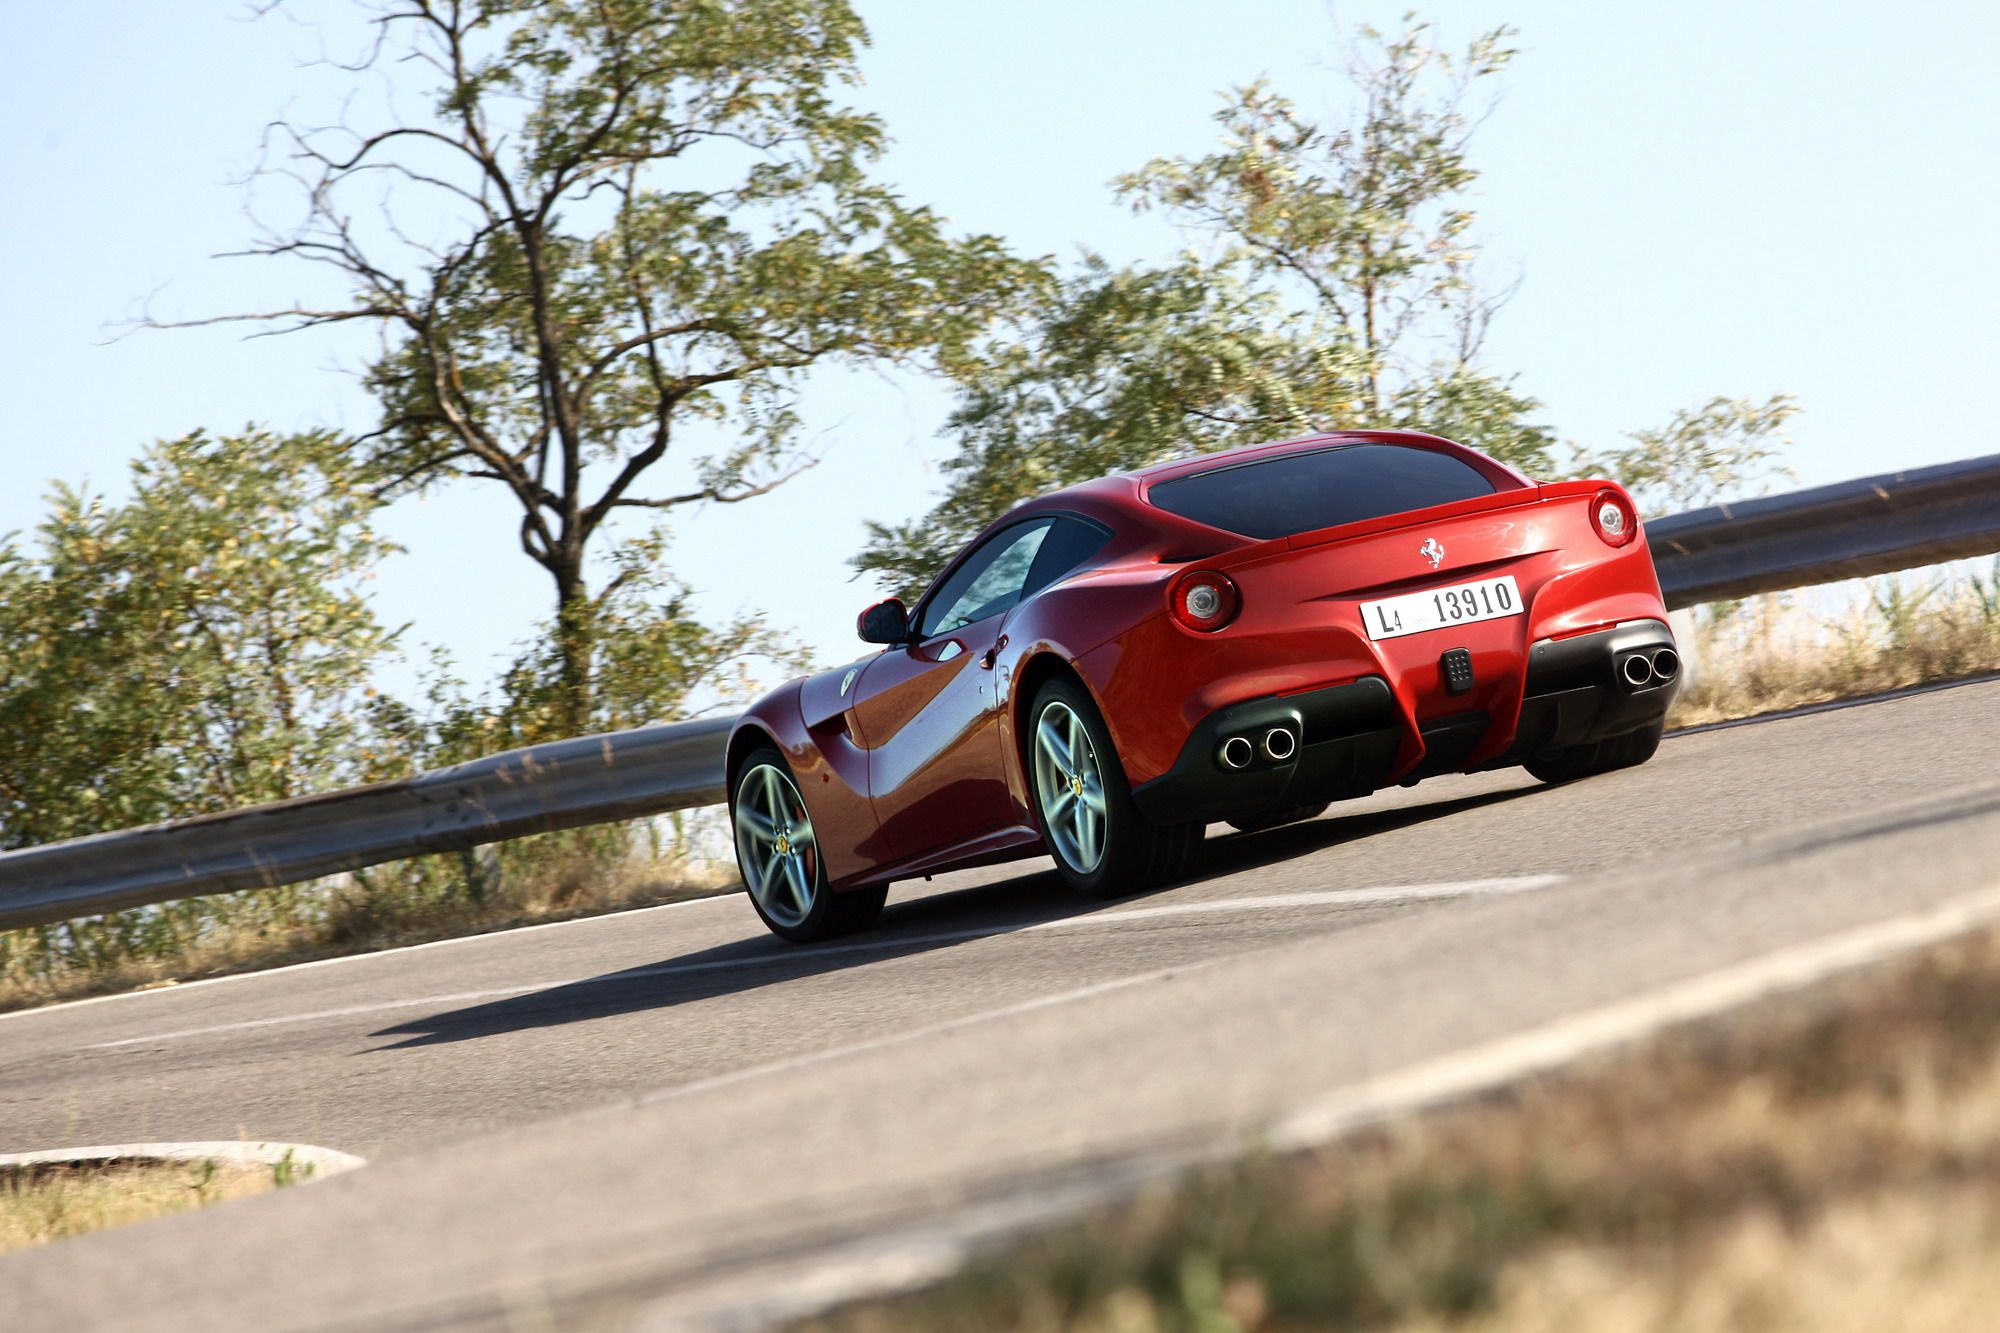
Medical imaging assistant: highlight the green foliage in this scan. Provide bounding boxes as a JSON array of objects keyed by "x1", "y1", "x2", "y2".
[
  {"x1": 270, "y1": 1151, "x2": 309, "y2": 1189},
  {"x1": 1573, "y1": 394, "x2": 1800, "y2": 514},
  {"x1": 0, "y1": 430, "x2": 407, "y2": 994},
  {"x1": 354, "y1": 0, "x2": 1036, "y2": 498},
  {"x1": 1115, "y1": 22, "x2": 1522, "y2": 416},
  {"x1": 855, "y1": 18, "x2": 1554, "y2": 596},
  {"x1": 227, "y1": 0, "x2": 1046, "y2": 721},
  {"x1": 0, "y1": 430, "x2": 396, "y2": 849},
  {"x1": 0, "y1": 423, "x2": 772, "y2": 995}
]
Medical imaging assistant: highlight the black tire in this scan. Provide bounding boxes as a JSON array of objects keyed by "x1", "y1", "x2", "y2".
[
  {"x1": 1026, "y1": 676, "x2": 1200, "y2": 899},
  {"x1": 1225, "y1": 801, "x2": 1331, "y2": 835},
  {"x1": 731, "y1": 744, "x2": 882, "y2": 944},
  {"x1": 1523, "y1": 720, "x2": 1664, "y2": 785},
  {"x1": 829, "y1": 883, "x2": 888, "y2": 933}
]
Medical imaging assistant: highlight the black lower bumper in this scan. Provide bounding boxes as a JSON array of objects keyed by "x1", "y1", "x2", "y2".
[
  {"x1": 1491, "y1": 618, "x2": 1679, "y2": 765},
  {"x1": 1129, "y1": 677, "x2": 1402, "y2": 824},
  {"x1": 1127, "y1": 618, "x2": 1679, "y2": 825}
]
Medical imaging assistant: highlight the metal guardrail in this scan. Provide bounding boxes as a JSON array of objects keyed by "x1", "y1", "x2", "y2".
[
  {"x1": 5, "y1": 453, "x2": 1999, "y2": 931},
  {"x1": 0, "y1": 718, "x2": 731, "y2": 931},
  {"x1": 1651, "y1": 454, "x2": 2000, "y2": 608}
]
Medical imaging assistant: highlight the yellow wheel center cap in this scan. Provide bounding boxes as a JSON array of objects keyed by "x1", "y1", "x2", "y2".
[
  {"x1": 1070, "y1": 775, "x2": 1085, "y2": 798},
  {"x1": 774, "y1": 834, "x2": 790, "y2": 855}
]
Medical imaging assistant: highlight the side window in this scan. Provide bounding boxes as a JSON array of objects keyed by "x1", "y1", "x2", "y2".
[
  {"x1": 918, "y1": 521, "x2": 1053, "y2": 639},
  {"x1": 1022, "y1": 517, "x2": 1111, "y2": 599}
]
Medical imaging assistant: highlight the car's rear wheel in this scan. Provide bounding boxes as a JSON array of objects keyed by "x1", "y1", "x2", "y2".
[
  {"x1": 1523, "y1": 719, "x2": 1664, "y2": 785},
  {"x1": 1029, "y1": 677, "x2": 1199, "y2": 898},
  {"x1": 732, "y1": 746, "x2": 885, "y2": 943}
]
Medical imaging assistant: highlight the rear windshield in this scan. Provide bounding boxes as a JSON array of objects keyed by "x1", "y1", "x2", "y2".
[{"x1": 1147, "y1": 444, "x2": 1499, "y2": 540}]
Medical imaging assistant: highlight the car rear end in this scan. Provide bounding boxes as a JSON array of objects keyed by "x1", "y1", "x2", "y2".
[{"x1": 1080, "y1": 433, "x2": 1678, "y2": 824}]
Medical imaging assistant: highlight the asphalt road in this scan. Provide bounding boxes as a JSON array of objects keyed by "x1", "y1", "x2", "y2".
[{"x1": 4, "y1": 679, "x2": 1999, "y2": 1330}]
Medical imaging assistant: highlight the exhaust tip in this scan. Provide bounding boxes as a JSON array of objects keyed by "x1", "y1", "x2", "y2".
[
  {"x1": 1619, "y1": 654, "x2": 1655, "y2": 689},
  {"x1": 1218, "y1": 736, "x2": 1254, "y2": 770},
  {"x1": 1260, "y1": 727, "x2": 1297, "y2": 762},
  {"x1": 1650, "y1": 647, "x2": 1681, "y2": 683}
]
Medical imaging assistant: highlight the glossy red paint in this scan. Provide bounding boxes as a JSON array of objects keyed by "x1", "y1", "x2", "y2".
[{"x1": 730, "y1": 430, "x2": 1675, "y2": 893}]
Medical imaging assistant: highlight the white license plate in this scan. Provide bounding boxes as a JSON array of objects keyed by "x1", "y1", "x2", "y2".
[{"x1": 1361, "y1": 575, "x2": 1522, "y2": 641}]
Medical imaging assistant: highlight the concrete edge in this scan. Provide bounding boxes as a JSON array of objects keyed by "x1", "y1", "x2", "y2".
[{"x1": 0, "y1": 1141, "x2": 367, "y2": 1179}]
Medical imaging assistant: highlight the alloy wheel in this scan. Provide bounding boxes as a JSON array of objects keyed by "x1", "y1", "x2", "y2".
[
  {"x1": 1032, "y1": 699, "x2": 1108, "y2": 874},
  {"x1": 733, "y1": 762, "x2": 819, "y2": 928}
]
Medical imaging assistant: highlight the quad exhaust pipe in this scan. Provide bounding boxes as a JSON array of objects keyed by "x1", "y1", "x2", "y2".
[
  {"x1": 1218, "y1": 736, "x2": 1254, "y2": 770},
  {"x1": 1260, "y1": 726, "x2": 1296, "y2": 761},
  {"x1": 1650, "y1": 646, "x2": 1681, "y2": 684}
]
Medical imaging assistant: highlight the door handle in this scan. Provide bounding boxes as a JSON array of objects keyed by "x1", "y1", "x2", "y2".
[{"x1": 981, "y1": 634, "x2": 1009, "y2": 668}]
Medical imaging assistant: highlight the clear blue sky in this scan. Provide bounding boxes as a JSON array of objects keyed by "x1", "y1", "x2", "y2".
[{"x1": 4, "y1": 1, "x2": 1997, "y2": 699}]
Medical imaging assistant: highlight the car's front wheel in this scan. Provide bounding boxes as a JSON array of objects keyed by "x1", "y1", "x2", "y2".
[
  {"x1": 732, "y1": 746, "x2": 886, "y2": 943},
  {"x1": 1028, "y1": 677, "x2": 1199, "y2": 899}
]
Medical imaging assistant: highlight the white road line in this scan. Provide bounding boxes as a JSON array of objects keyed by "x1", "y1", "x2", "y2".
[
  {"x1": 76, "y1": 876, "x2": 1560, "y2": 1051},
  {"x1": 636, "y1": 966, "x2": 1215, "y2": 1110},
  {"x1": 1068, "y1": 877, "x2": 1559, "y2": 923}
]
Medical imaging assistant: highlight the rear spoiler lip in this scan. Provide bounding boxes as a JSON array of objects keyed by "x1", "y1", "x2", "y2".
[{"x1": 1535, "y1": 478, "x2": 1627, "y2": 502}]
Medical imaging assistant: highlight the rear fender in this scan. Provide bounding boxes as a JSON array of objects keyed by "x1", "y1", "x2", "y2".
[{"x1": 995, "y1": 569, "x2": 1178, "y2": 801}]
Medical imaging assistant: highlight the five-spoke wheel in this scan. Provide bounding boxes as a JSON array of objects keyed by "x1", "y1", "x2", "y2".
[
  {"x1": 733, "y1": 759, "x2": 820, "y2": 929},
  {"x1": 1032, "y1": 699, "x2": 1108, "y2": 875},
  {"x1": 1028, "y1": 677, "x2": 1200, "y2": 898},
  {"x1": 731, "y1": 746, "x2": 886, "y2": 943}
]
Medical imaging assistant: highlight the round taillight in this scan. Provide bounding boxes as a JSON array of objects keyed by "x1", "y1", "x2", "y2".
[
  {"x1": 1168, "y1": 570, "x2": 1240, "y2": 632},
  {"x1": 1591, "y1": 490, "x2": 1638, "y2": 548}
]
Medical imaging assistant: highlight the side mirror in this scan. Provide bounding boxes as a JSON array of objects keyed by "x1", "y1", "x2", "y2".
[{"x1": 857, "y1": 598, "x2": 911, "y2": 645}]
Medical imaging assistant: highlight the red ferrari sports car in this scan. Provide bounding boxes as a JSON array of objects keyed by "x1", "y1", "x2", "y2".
[{"x1": 728, "y1": 430, "x2": 1679, "y2": 941}]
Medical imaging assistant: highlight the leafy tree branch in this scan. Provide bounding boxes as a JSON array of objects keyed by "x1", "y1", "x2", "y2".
[{"x1": 164, "y1": 0, "x2": 1046, "y2": 724}]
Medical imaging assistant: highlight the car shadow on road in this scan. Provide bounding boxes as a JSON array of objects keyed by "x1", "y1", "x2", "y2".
[
  {"x1": 1193, "y1": 778, "x2": 1543, "y2": 883},
  {"x1": 365, "y1": 781, "x2": 1543, "y2": 1052}
]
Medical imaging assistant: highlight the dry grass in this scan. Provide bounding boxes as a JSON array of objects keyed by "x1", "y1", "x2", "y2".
[
  {"x1": 802, "y1": 924, "x2": 2000, "y2": 1332},
  {"x1": 0, "y1": 838, "x2": 736, "y2": 1015},
  {"x1": 0, "y1": 1157, "x2": 288, "y2": 1255},
  {"x1": 1669, "y1": 568, "x2": 2000, "y2": 728}
]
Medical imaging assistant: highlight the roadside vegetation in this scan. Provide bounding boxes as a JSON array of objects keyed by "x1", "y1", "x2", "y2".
[
  {"x1": 1669, "y1": 564, "x2": 2000, "y2": 728},
  {"x1": 800, "y1": 923, "x2": 2000, "y2": 1332},
  {"x1": 0, "y1": 428, "x2": 741, "y2": 1012},
  {"x1": 0, "y1": 1154, "x2": 306, "y2": 1255}
]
